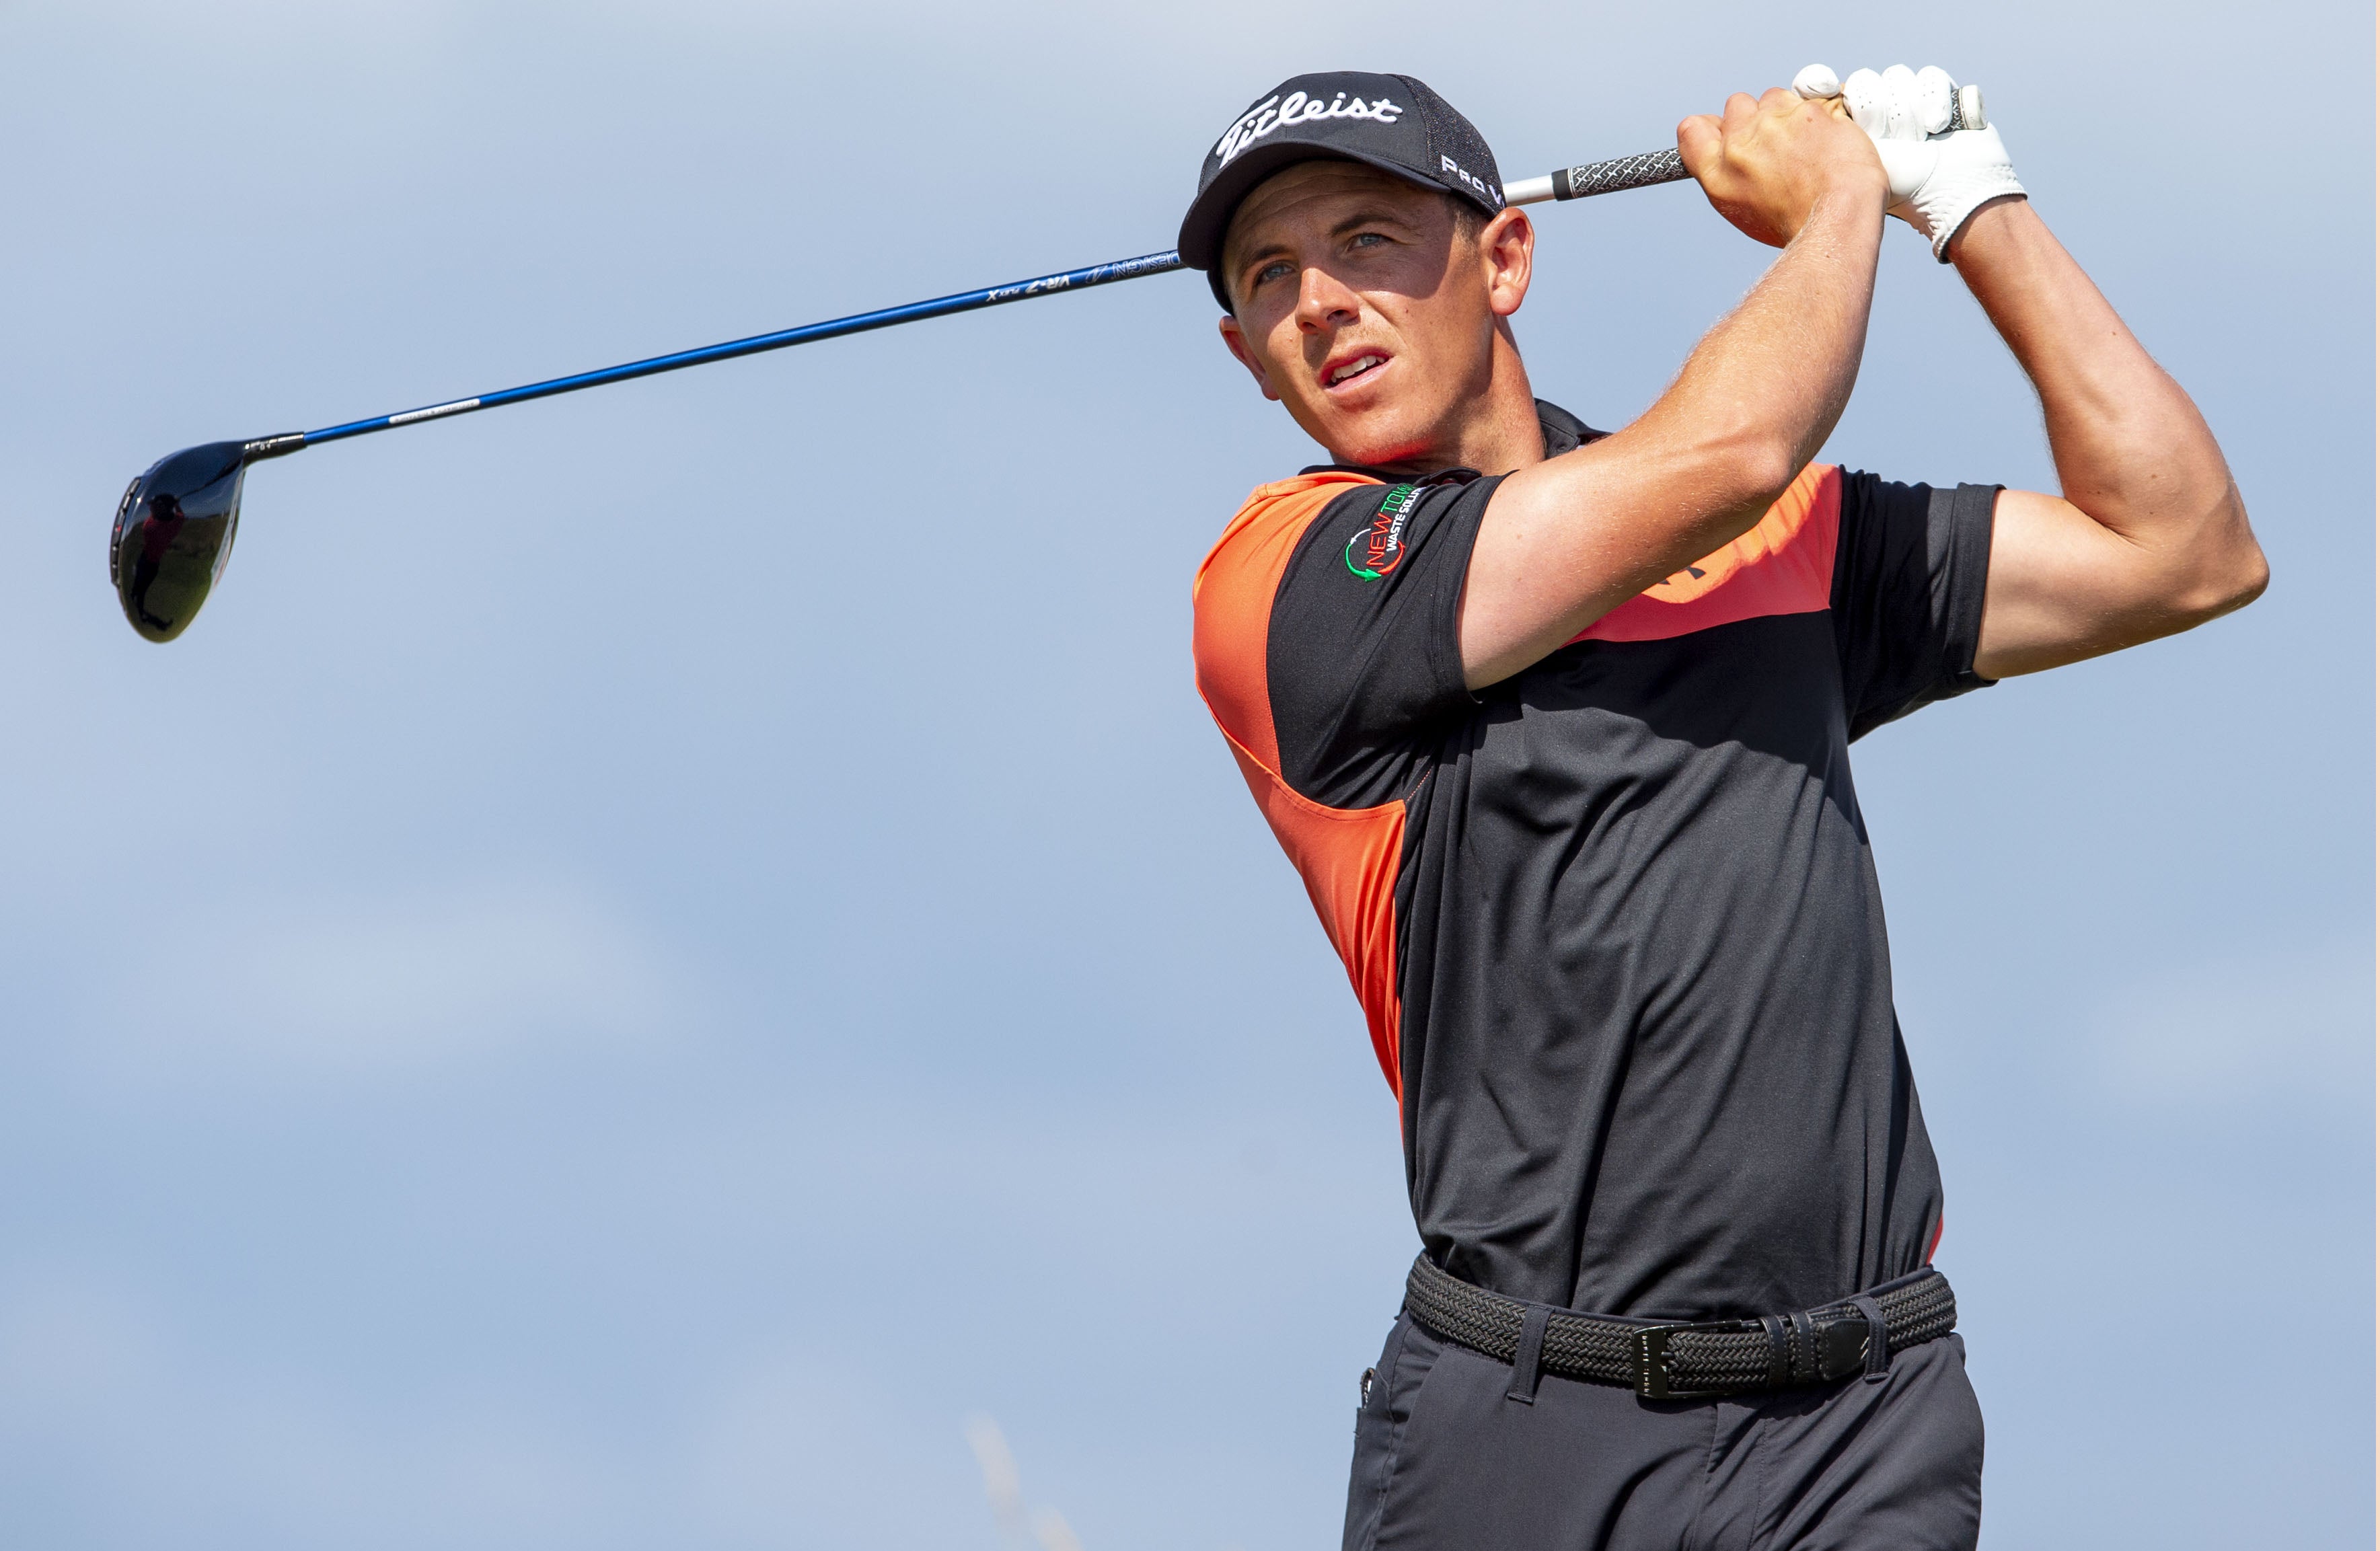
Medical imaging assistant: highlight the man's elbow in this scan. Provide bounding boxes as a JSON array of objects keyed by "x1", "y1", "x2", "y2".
[
  {"x1": 2159, "y1": 489, "x2": 2268, "y2": 629},
  {"x1": 1697, "y1": 424, "x2": 1805, "y2": 524},
  {"x1": 2204, "y1": 539, "x2": 2270, "y2": 618}
]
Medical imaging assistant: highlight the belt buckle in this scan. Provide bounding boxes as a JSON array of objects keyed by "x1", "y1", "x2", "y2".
[
  {"x1": 1633, "y1": 1322, "x2": 1736, "y2": 1400},
  {"x1": 1813, "y1": 1311, "x2": 1876, "y2": 1382}
]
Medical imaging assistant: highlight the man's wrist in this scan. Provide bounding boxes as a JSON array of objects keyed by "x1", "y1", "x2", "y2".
[
  {"x1": 1798, "y1": 173, "x2": 1890, "y2": 245},
  {"x1": 1943, "y1": 192, "x2": 2034, "y2": 269}
]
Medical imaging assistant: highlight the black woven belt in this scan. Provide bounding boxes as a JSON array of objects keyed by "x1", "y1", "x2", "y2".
[{"x1": 1403, "y1": 1254, "x2": 1958, "y2": 1400}]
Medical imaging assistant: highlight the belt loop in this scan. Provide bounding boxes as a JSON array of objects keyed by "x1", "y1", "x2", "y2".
[
  {"x1": 1849, "y1": 1295, "x2": 1892, "y2": 1384},
  {"x1": 1758, "y1": 1314, "x2": 1790, "y2": 1386},
  {"x1": 1506, "y1": 1303, "x2": 1553, "y2": 1404},
  {"x1": 1787, "y1": 1310, "x2": 1818, "y2": 1384}
]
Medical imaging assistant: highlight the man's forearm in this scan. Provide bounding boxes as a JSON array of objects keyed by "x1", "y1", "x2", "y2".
[
  {"x1": 1952, "y1": 196, "x2": 2264, "y2": 675},
  {"x1": 1643, "y1": 184, "x2": 1884, "y2": 511},
  {"x1": 1949, "y1": 198, "x2": 2235, "y2": 541},
  {"x1": 1460, "y1": 188, "x2": 1884, "y2": 687}
]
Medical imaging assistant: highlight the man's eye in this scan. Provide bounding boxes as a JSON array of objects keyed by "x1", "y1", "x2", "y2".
[
  {"x1": 1350, "y1": 232, "x2": 1388, "y2": 250},
  {"x1": 1255, "y1": 261, "x2": 1296, "y2": 287}
]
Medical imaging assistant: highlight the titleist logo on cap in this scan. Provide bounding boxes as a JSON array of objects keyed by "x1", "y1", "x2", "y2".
[
  {"x1": 1214, "y1": 89, "x2": 1406, "y2": 168},
  {"x1": 1177, "y1": 71, "x2": 1502, "y2": 295}
]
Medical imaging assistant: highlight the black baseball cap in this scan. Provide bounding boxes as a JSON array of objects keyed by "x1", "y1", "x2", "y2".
[{"x1": 1179, "y1": 71, "x2": 1505, "y2": 311}]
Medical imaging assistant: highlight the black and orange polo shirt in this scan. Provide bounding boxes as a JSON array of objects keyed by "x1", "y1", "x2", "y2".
[{"x1": 1193, "y1": 401, "x2": 1998, "y2": 1321}]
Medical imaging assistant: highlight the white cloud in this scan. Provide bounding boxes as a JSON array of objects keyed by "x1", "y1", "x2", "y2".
[
  {"x1": 685, "y1": 1345, "x2": 981, "y2": 1546},
  {"x1": 108, "y1": 877, "x2": 687, "y2": 1079},
  {"x1": 2087, "y1": 934, "x2": 2372, "y2": 1110},
  {"x1": 0, "y1": 1268, "x2": 620, "y2": 1550},
  {"x1": 0, "y1": 1268, "x2": 1000, "y2": 1551}
]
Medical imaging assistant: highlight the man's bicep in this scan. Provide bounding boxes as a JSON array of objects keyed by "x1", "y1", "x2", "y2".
[{"x1": 1972, "y1": 488, "x2": 2168, "y2": 679}]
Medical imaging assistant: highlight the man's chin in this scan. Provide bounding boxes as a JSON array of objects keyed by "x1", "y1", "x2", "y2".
[{"x1": 1310, "y1": 407, "x2": 1434, "y2": 471}]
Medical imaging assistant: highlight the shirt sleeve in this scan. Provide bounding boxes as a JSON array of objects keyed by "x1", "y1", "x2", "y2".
[
  {"x1": 1830, "y1": 471, "x2": 2000, "y2": 741},
  {"x1": 1265, "y1": 475, "x2": 1494, "y2": 808}
]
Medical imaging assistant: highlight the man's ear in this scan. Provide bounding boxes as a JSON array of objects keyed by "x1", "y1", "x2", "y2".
[
  {"x1": 1481, "y1": 207, "x2": 1534, "y2": 320},
  {"x1": 1218, "y1": 315, "x2": 1282, "y2": 402}
]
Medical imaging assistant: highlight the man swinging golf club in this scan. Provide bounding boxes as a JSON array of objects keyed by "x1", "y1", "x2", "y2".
[{"x1": 1185, "y1": 66, "x2": 2264, "y2": 1549}]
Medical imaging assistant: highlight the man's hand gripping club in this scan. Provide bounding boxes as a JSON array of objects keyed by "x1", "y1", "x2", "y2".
[
  {"x1": 1458, "y1": 87, "x2": 1891, "y2": 686},
  {"x1": 1672, "y1": 85, "x2": 1885, "y2": 248}
]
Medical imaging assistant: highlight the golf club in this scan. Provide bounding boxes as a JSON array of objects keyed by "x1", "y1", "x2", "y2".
[{"x1": 112, "y1": 146, "x2": 1703, "y2": 644}]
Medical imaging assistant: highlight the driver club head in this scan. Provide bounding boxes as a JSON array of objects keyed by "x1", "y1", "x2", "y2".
[{"x1": 110, "y1": 434, "x2": 301, "y2": 643}]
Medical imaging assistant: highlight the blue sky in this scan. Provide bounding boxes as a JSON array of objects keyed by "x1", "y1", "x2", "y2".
[{"x1": 0, "y1": 1, "x2": 2369, "y2": 1547}]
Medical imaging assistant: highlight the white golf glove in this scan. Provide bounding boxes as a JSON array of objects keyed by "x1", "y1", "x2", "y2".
[{"x1": 1792, "y1": 63, "x2": 2025, "y2": 261}]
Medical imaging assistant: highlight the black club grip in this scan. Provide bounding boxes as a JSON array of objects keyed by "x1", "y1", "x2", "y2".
[{"x1": 1553, "y1": 149, "x2": 1689, "y2": 200}]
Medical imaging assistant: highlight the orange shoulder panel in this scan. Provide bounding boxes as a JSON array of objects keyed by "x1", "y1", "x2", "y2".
[
  {"x1": 1574, "y1": 464, "x2": 1842, "y2": 644},
  {"x1": 1192, "y1": 472, "x2": 1410, "y2": 1100},
  {"x1": 1192, "y1": 472, "x2": 1379, "y2": 768}
]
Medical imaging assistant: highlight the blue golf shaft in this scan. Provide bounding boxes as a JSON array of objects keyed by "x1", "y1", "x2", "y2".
[
  {"x1": 288, "y1": 249, "x2": 1187, "y2": 451},
  {"x1": 237, "y1": 144, "x2": 1688, "y2": 462}
]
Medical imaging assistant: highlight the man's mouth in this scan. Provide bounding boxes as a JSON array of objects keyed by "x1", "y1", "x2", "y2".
[{"x1": 1323, "y1": 352, "x2": 1390, "y2": 389}]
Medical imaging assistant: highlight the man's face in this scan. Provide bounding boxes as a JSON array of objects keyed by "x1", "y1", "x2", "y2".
[{"x1": 1217, "y1": 161, "x2": 1531, "y2": 468}]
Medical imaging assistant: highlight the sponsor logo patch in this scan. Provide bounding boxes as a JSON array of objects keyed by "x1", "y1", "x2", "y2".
[{"x1": 1345, "y1": 484, "x2": 1423, "y2": 580}]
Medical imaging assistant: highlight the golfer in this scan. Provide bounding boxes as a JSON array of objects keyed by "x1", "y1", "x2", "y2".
[{"x1": 1183, "y1": 67, "x2": 2263, "y2": 1549}]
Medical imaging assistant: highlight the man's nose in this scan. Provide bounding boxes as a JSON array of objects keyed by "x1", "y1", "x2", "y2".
[{"x1": 1295, "y1": 267, "x2": 1362, "y2": 332}]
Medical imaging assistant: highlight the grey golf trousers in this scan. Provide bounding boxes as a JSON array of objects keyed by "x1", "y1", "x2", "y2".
[{"x1": 1343, "y1": 1311, "x2": 1984, "y2": 1551}]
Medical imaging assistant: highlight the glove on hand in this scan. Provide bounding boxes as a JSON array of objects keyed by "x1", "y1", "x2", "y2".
[{"x1": 1792, "y1": 63, "x2": 2025, "y2": 261}]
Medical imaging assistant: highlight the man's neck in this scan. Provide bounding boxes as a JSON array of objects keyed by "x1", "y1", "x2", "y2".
[{"x1": 1345, "y1": 329, "x2": 1544, "y2": 479}]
